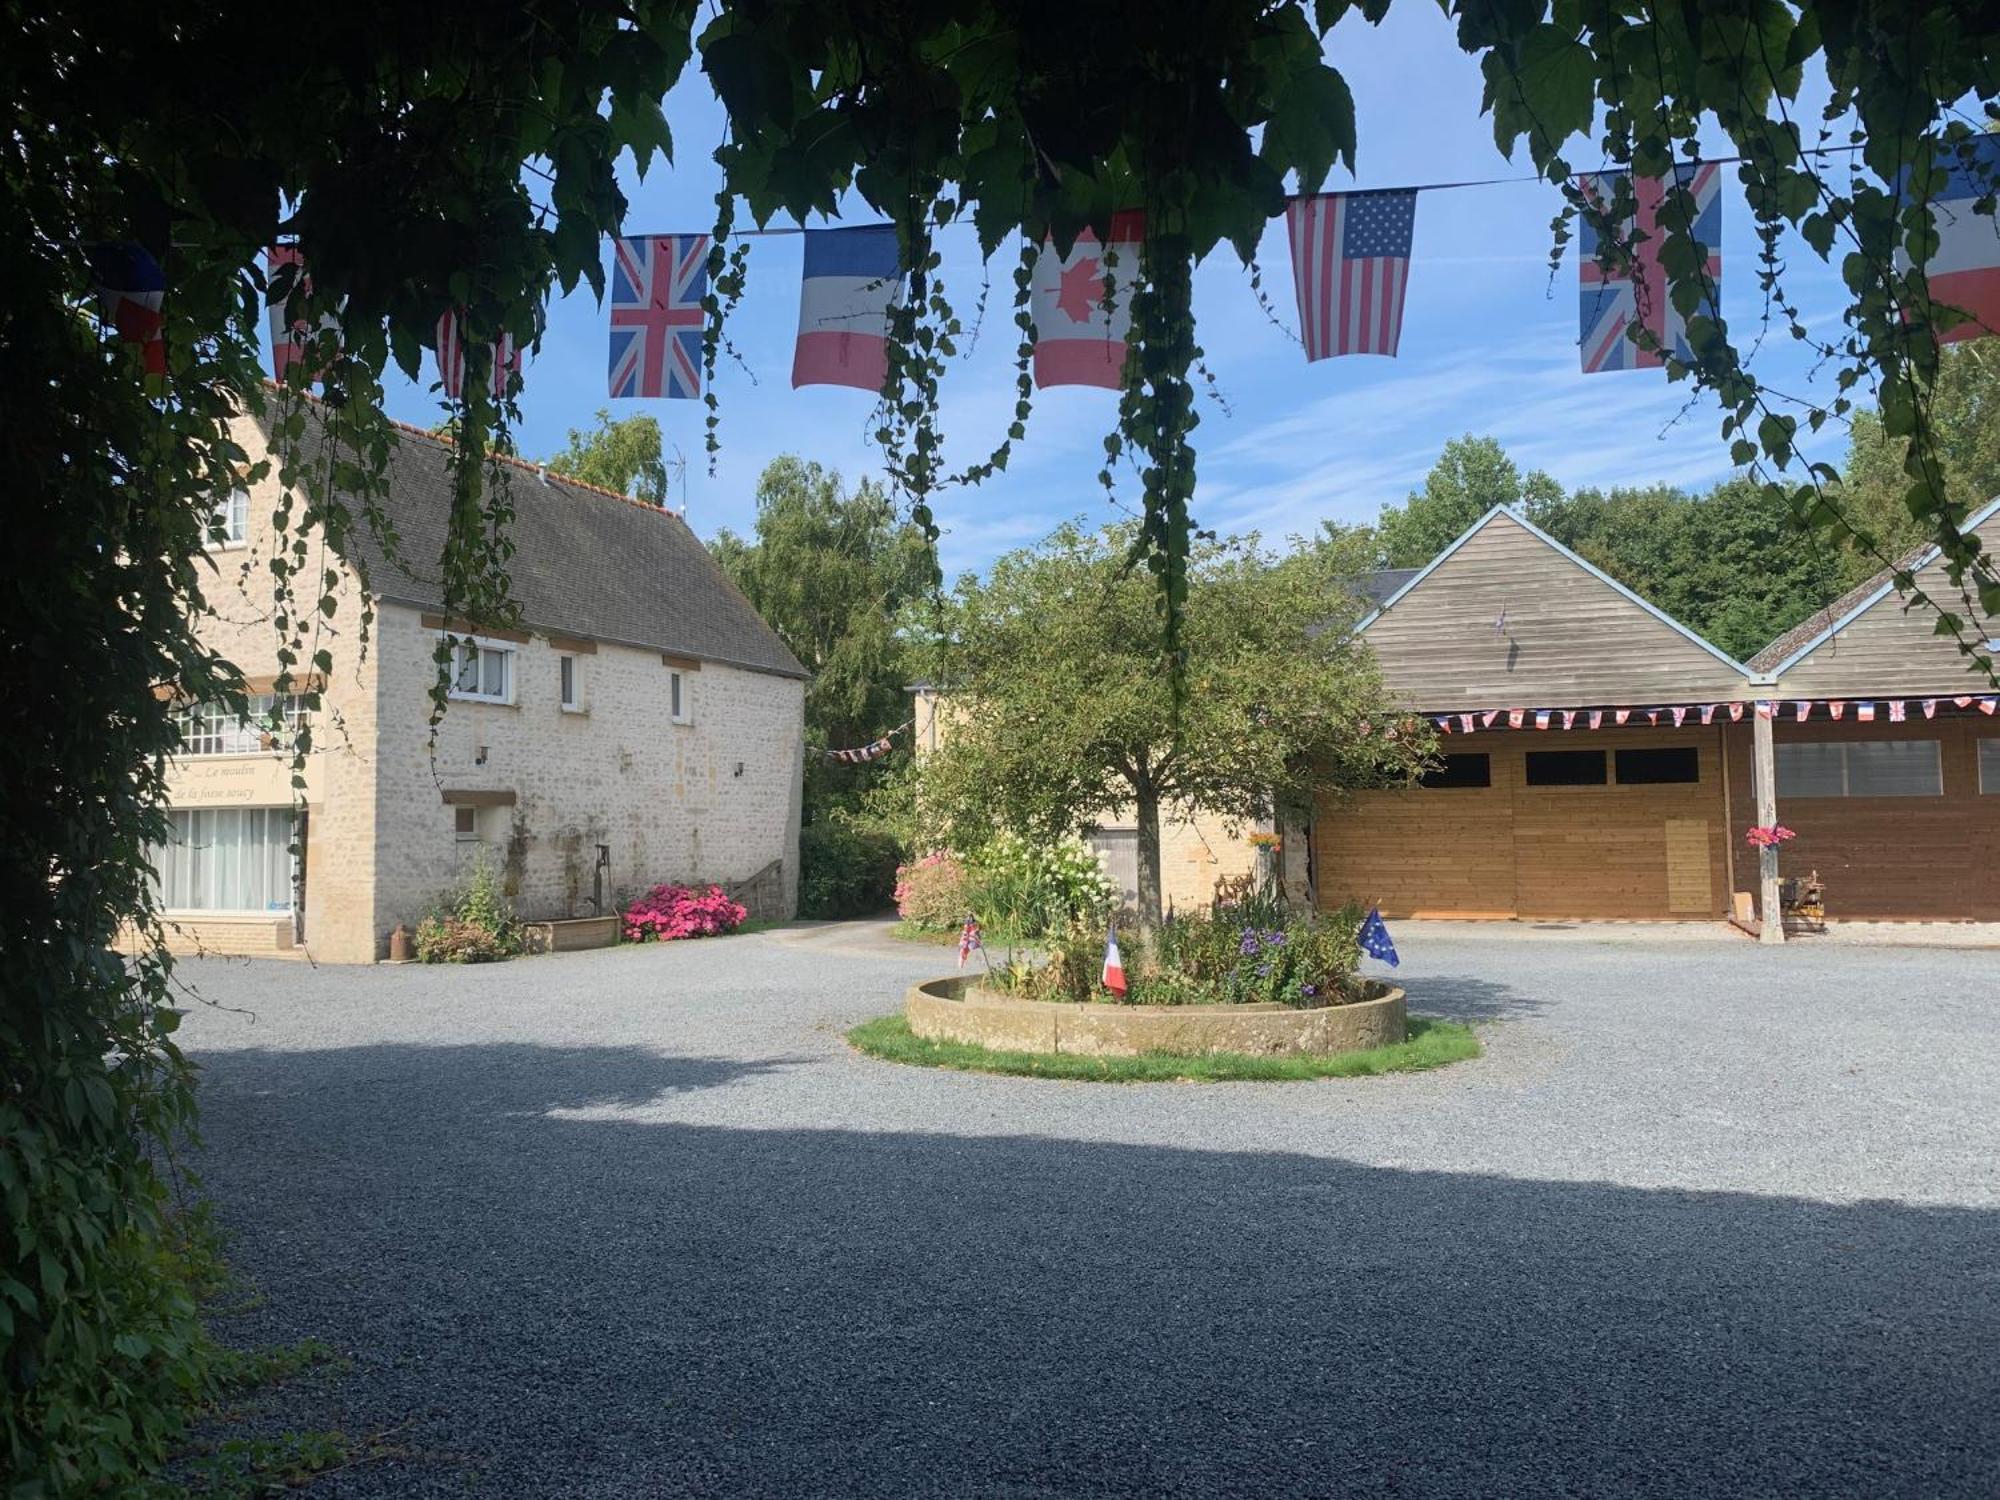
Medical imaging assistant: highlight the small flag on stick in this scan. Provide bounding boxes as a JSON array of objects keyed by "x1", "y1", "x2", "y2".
[
  {"x1": 957, "y1": 915, "x2": 982, "y2": 970},
  {"x1": 1101, "y1": 920, "x2": 1128, "y2": 996},
  {"x1": 1357, "y1": 907, "x2": 1399, "y2": 968}
]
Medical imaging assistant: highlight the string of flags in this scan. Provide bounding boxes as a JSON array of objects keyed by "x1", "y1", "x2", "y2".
[
  {"x1": 1421, "y1": 695, "x2": 1999, "y2": 735},
  {"x1": 822, "y1": 720, "x2": 911, "y2": 763},
  {"x1": 82, "y1": 137, "x2": 2000, "y2": 388}
]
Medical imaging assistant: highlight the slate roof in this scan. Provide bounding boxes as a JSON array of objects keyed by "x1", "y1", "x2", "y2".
[{"x1": 264, "y1": 413, "x2": 807, "y2": 680}]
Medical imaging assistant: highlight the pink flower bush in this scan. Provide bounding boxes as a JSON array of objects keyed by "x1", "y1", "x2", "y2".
[
  {"x1": 894, "y1": 851, "x2": 968, "y2": 930},
  {"x1": 621, "y1": 883, "x2": 748, "y2": 943}
]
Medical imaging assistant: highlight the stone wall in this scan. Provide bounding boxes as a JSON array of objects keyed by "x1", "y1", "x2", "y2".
[
  {"x1": 167, "y1": 421, "x2": 382, "y2": 963},
  {"x1": 368, "y1": 605, "x2": 805, "y2": 952}
]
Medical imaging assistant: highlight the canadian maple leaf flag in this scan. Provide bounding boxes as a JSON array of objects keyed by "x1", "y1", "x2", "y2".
[{"x1": 1033, "y1": 212, "x2": 1144, "y2": 389}]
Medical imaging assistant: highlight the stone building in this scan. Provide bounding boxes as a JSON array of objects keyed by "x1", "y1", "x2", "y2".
[{"x1": 155, "y1": 415, "x2": 806, "y2": 962}]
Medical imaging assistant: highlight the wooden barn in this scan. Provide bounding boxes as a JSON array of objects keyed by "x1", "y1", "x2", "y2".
[{"x1": 1307, "y1": 501, "x2": 2000, "y2": 930}]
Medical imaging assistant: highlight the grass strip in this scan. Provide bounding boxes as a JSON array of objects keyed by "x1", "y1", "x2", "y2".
[{"x1": 845, "y1": 1013, "x2": 1480, "y2": 1083}]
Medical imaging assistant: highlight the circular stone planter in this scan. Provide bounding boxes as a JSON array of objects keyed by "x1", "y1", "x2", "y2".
[{"x1": 905, "y1": 975, "x2": 1406, "y2": 1059}]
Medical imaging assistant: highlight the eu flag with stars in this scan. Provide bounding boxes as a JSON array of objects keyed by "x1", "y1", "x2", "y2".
[{"x1": 1357, "y1": 907, "x2": 1399, "y2": 968}]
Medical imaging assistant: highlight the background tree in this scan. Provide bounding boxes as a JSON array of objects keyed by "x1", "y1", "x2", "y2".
[
  {"x1": 916, "y1": 523, "x2": 1430, "y2": 928},
  {"x1": 711, "y1": 457, "x2": 935, "y2": 914},
  {"x1": 1838, "y1": 342, "x2": 2000, "y2": 583},
  {"x1": 1372, "y1": 435, "x2": 1564, "y2": 568},
  {"x1": 545, "y1": 409, "x2": 673, "y2": 506}
]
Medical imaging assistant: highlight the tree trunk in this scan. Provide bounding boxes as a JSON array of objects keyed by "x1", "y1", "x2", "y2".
[{"x1": 1134, "y1": 781, "x2": 1164, "y2": 933}]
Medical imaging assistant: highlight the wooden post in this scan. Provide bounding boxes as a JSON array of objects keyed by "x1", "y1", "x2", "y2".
[{"x1": 1751, "y1": 705, "x2": 1784, "y2": 945}]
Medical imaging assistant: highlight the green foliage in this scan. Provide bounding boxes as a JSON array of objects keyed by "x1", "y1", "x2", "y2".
[
  {"x1": 963, "y1": 832, "x2": 1117, "y2": 941},
  {"x1": 915, "y1": 522, "x2": 1431, "y2": 924},
  {"x1": 544, "y1": 409, "x2": 673, "y2": 506},
  {"x1": 414, "y1": 855, "x2": 521, "y2": 963},
  {"x1": 1371, "y1": 435, "x2": 1564, "y2": 569},
  {"x1": 798, "y1": 819, "x2": 902, "y2": 919},
  {"x1": 711, "y1": 457, "x2": 933, "y2": 803},
  {"x1": 845, "y1": 1014, "x2": 1481, "y2": 1083}
]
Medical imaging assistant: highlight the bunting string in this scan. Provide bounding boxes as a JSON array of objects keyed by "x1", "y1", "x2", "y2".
[
  {"x1": 1417, "y1": 695, "x2": 1997, "y2": 736},
  {"x1": 823, "y1": 720, "x2": 911, "y2": 763}
]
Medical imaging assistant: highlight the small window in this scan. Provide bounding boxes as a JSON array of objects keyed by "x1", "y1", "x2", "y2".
[
  {"x1": 1419, "y1": 753, "x2": 1491, "y2": 789},
  {"x1": 1982, "y1": 739, "x2": 2000, "y2": 793},
  {"x1": 1525, "y1": 750, "x2": 1607, "y2": 786},
  {"x1": 454, "y1": 806, "x2": 480, "y2": 842},
  {"x1": 1615, "y1": 747, "x2": 1700, "y2": 785},
  {"x1": 670, "y1": 670, "x2": 690, "y2": 724},
  {"x1": 1778, "y1": 740, "x2": 1942, "y2": 798},
  {"x1": 210, "y1": 488, "x2": 250, "y2": 546},
  {"x1": 447, "y1": 638, "x2": 514, "y2": 705},
  {"x1": 559, "y1": 654, "x2": 579, "y2": 712}
]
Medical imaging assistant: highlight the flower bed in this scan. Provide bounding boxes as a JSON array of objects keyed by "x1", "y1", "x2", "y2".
[
  {"x1": 621, "y1": 883, "x2": 748, "y2": 943},
  {"x1": 994, "y1": 901, "x2": 1372, "y2": 1009}
]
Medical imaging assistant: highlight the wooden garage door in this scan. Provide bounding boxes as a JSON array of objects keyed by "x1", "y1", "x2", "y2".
[
  {"x1": 1313, "y1": 744, "x2": 1517, "y2": 917},
  {"x1": 1314, "y1": 731, "x2": 1729, "y2": 920}
]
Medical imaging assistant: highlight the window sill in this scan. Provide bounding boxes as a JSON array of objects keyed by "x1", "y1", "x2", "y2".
[
  {"x1": 447, "y1": 695, "x2": 519, "y2": 709},
  {"x1": 205, "y1": 540, "x2": 250, "y2": 553},
  {"x1": 561, "y1": 705, "x2": 588, "y2": 717}
]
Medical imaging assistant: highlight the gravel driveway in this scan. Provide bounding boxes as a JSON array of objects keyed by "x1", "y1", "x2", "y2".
[{"x1": 173, "y1": 923, "x2": 2000, "y2": 1497}]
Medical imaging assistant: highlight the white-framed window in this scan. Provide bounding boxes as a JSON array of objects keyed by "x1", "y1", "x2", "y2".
[
  {"x1": 1776, "y1": 739, "x2": 1943, "y2": 798},
  {"x1": 454, "y1": 806, "x2": 481, "y2": 842},
  {"x1": 209, "y1": 488, "x2": 250, "y2": 547},
  {"x1": 171, "y1": 693, "x2": 309, "y2": 756},
  {"x1": 149, "y1": 807, "x2": 295, "y2": 912},
  {"x1": 447, "y1": 636, "x2": 515, "y2": 705},
  {"x1": 559, "y1": 654, "x2": 580, "y2": 712},
  {"x1": 1980, "y1": 738, "x2": 2000, "y2": 793},
  {"x1": 669, "y1": 669, "x2": 691, "y2": 724}
]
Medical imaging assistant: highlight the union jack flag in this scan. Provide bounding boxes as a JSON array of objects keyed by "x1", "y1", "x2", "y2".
[
  {"x1": 1579, "y1": 164, "x2": 1721, "y2": 373},
  {"x1": 435, "y1": 310, "x2": 525, "y2": 401},
  {"x1": 609, "y1": 234, "x2": 707, "y2": 399}
]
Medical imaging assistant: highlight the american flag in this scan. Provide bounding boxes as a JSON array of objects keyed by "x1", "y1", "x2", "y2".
[
  {"x1": 1285, "y1": 190, "x2": 1418, "y2": 359},
  {"x1": 85, "y1": 242, "x2": 166, "y2": 376},
  {"x1": 609, "y1": 234, "x2": 707, "y2": 399},
  {"x1": 1579, "y1": 163, "x2": 1721, "y2": 373},
  {"x1": 435, "y1": 310, "x2": 524, "y2": 401}
]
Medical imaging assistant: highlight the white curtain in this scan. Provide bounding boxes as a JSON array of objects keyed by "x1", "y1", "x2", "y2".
[{"x1": 153, "y1": 808, "x2": 294, "y2": 911}]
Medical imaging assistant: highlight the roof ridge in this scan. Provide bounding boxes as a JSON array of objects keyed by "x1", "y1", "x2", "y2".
[{"x1": 264, "y1": 382, "x2": 687, "y2": 525}]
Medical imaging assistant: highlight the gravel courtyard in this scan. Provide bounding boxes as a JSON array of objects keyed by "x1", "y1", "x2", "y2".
[{"x1": 174, "y1": 923, "x2": 2000, "y2": 1497}]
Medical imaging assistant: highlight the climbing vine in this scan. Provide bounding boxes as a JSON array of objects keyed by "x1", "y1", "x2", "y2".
[{"x1": 13, "y1": 0, "x2": 2000, "y2": 1488}]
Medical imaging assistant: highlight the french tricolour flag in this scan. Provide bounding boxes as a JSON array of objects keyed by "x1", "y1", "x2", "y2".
[
  {"x1": 1033, "y1": 211, "x2": 1145, "y2": 389},
  {"x1": 793, "y1": 225, "x2": 901, "y2": 391},
  {"x1": 1101, "y1": 921, "x2": 1128, "y2": 997},
  {"x1": 1901, "y1": 134, "x2": 2000, "y2": 344}
]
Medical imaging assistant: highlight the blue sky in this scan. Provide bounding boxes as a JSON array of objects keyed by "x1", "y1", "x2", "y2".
[{"x1": 375, "y1": 5, "x2": 1856, "y2": 577}]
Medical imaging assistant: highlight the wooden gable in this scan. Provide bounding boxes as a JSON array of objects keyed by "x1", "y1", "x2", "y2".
[
  {"x1": 1767, "y1": 505, "x2": 2000, "y2": 697},
  {"x1": 1361, "y1": 509, "x2": 1751, "y2": 711}
]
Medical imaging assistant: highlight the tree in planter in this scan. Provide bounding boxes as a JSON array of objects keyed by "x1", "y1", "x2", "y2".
[{"x1": 913, "y1": 523, "x2": 1431, "y2": 928}]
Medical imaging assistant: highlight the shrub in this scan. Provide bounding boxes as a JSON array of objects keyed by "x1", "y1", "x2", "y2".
[
  {"x1": 894, "y1": 851, "x2": 969, "y2": 930},
  {"x1": 622, "y1": 882, "x2": 748, "y2": 942},
  {"x1": 964, "y1": 831, "x2": 1116, "y2": 938},
  {"x1": 994, "y1": 902, "x2": 1366, "y2": 1008},
  {"x1": 414, "y1": 854, "x2": 520, "y2": 963},
  {"x1": 799, "y1": 819, "x2": 902, "y2": 919}
]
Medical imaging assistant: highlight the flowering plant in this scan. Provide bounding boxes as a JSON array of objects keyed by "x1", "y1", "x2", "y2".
[
  {"x1": 893, "y1": 850, "x2": 969, "y2": 930},
  {"x1": 1744, "y1": 825, "x2": 1797, "y2": 849},
  {"x1": 1245, "y1": 832, "x2": 1282, "y2": 850},
  {"x1": 621, "y1": 883, "x2": 748, "y2": 943}
]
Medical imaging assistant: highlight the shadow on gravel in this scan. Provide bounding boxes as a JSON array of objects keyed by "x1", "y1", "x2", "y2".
[
  {"x1": 1398, "y1": 972, "x2": 1549, "y2": 1022},
  {"x1": 192, "y1": 1043, "x2": 1998, "y2": 1499}
]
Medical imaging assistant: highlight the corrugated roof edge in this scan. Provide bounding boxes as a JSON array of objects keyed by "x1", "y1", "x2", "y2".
[{"x1": 1353, "y1": 503, "x2": 1756, "y2": 678}]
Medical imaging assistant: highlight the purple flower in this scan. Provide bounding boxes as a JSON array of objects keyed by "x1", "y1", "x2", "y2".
[
  {"x1": 1256, "y1": 963, "x2": 1270, "y2": 977},
  {"x1": 1266, "y1": 930, "x2": 1287, "y2": 947},
  {"x1": 1302, "y1": 983, "x2": 1317, "y2": 997},
  {"x1": 1239, "y1": 930, "x2": 1260, "y2": 955}
]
